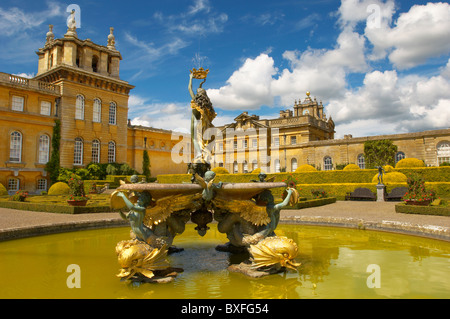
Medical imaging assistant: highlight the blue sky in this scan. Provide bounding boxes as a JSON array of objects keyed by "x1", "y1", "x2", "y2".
[{"x1": 1, "y1": 0, "x2": 449, "y2": 137}]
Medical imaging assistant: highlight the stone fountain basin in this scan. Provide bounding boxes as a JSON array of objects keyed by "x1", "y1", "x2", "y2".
[{"x1": 116, "y1": 182, "x2": 286, "y2": 200}]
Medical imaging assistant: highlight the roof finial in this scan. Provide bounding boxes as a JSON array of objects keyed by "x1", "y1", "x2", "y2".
[
  {"x1": 107, "y1": 27, "x2": 116, "y2": 50},
  {"x1": 46, "y1": 24, "x2": 54, "y2": 43}
]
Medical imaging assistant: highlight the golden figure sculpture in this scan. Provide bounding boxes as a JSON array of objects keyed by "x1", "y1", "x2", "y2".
[{"x1": 188, "y1": 68, "x2": 216, "y2": 164}]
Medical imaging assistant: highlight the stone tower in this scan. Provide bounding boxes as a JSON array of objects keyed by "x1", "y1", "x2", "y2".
[{"x1": 34, "y1": 16, "x2": 134, "y2": 169}]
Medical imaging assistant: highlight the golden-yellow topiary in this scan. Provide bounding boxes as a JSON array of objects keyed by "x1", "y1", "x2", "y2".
[
  {"x1": 251, "y1": 168, "x2": 261, "y2": 174},
  {"x1": 395, "y1": 158, "x2": 425, "y2": 168},
  {"x1": 295, "y1": 164, "x2": 317, "y2": 172},
  {"x1": 371, "y1": 172, "x2": 407, "y2": 183},
  {"x1": 383, "y1": 165, "x2": 395, "y2": 172},
  {"x1": 343, "y1": 164, "x2": 360, "y2": 170},
  {"x1": 212, "y1": 167, "x2": 230, "y2": 174},
  {"x1": 0, "y1": 183, "x2": 7, "y2": 196},
  {"x1": 48, "y1": 182, "x2": 70, "y2": 195}
]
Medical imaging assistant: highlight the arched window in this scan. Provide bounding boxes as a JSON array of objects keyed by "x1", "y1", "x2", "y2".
[
  {"x1": 291, "y1": 158, "x2": 298, "y2": 171},
  {"x1": 252, "y1": 160, "x2": 258, "y2": 171},
  {"x1": 9, "y1": 131, "x2": 22, "y2": 162},
  {"x1": 437, "y1": 141, "x2": 450, "y2": 165},
  {"x1": 74, "y1": 137, "x2": 83, "y2": 165},
  {"x1": 93, "y1": 98, "x2": 102, "y2": 123},
  {"x1": 92, "y1": 55, "x2": 99, "y2": 73},
  {"x1": 75, "y1": 95, "x2": 85, "y2": 120},
  {"x1": 8, "y1": 178, "x2": 19, "y2": 192},
  {"x1": 108, "y1": 141, "x2": 116, "y2": 163},
  {"x1": 275, "y1": 159, "x2": 281, "y2": 173},
  {"x1": 357, "y1": 154, "x2": 365, "y2": 169},
  {"x1": 37, "y1": 178, "x2": 48, "y2": 192},
  {"x1": 395, "y1": 151, "x2": 405, "y2": 164},
  {"x1": 233, "y1": 161, "x2": 238, "y2": 174},
  {"x1": 92, "y1": 139, "x2": 100, "y2": 163},
  {"x1": 243, "y1": 161, "x2": 248, "y2": 173},
  {"x1": 38, "y1": 134, "x2": 50, "y2": 164},
  {"x1": 109, "y1": 102, "x2": 117, "y2": 125},
  {"x1": 324, "y1": 156, "x2": 333, "y2": 171}
]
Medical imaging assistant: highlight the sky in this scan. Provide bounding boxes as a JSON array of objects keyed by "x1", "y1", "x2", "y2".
[{"x1": 1, "y1": 0, "x2": 449, "y2": 138}]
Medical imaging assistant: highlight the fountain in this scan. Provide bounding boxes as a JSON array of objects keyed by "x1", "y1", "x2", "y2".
[{"x1": 110, "y1": 68, "x2": 299, "y2": 283}]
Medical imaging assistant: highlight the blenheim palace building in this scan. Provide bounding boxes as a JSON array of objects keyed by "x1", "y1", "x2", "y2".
[{"x1": 1, "y1": 22, "x2": 449, "y2": 193}]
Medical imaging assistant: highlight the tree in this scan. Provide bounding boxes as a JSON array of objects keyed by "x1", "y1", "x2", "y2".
[
  {"x1": 45, "y1": 119, "x2": 61, "y2": 184},
  {"x1": 142, "y1": 150, "x2": 151, "y2": 181},
  {"x1": 364, "y1": 139, "x2": 398, "y2": 169}
]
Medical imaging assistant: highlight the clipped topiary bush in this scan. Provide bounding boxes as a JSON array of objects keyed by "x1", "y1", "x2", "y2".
[
  {"x1": 343, "y1": 164, "x2": 360, "y2": 171},
  {"x1": 383, "y1": 165, "x2": 395, "y2": 172},
  {"x1": 212, "y1": 167, "x2": 230, "y2": 174},
  {"x1": 48, "y1": 182, "x2": 70, "y2": 195},
  {"x1": 295, "y1": 164, "x2": 317, "y2": 172},
  {"x1": 371, "y1": 172, "x2": 407, "y2": 184},
  {"x1": 251, "y1": 168, "x2": 261, "y2": 174},
  {"x1": 395, "y1": 158, "x2": 425, "y2": 168},
  {"x1": 0, "y1": 183, "x2": 7, "y2": 196}
]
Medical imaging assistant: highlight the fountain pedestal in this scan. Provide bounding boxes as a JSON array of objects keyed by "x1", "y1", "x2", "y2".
[{"x1": 376, "y1": 184, "x2": 386, "y2": 202}]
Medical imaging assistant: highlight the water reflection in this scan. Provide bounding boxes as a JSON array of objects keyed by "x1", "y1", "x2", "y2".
[{"x1": 0, "y1": 224, "x2": 449, "y2": 298}]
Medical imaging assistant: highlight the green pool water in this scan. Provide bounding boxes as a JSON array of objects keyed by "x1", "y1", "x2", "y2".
[{"x1": 0, "y1": 224, "x2": 449, "y2": 299}]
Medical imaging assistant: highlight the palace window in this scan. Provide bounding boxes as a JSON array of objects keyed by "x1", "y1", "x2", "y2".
[
  {"x1": 92, "y1": 139, "x2": 100, "y2": 163},
  {"x1": 233, "y1": 161, "x2": 238, "y2": 173},
  {"x1": 273, "y1": 137, "x2": 279, "y2": 146},
  {"x1": 37, "y1": 178, "x2": 47, "y2": 191},
  {"x1": 108, "y1": 141, "x2": 116, "y2": 163},
  {"x1": 93, "y1": 98, "x2": 102, "y2": 122},
  {"x1": 252, "y1": 160, "x2": 258, "y2": 171},
  {"x1": 9, "y1": 131, "x2": 22, "y2": 162},
  {"x1": 291, "y1": 136, "x2": 297, "y2": 145},
  {"x1": 291, "y1": 158, "x2": 298, "y2": 171},
  {"x1": 74, "y1": 138, "x2": 83, "y2": 165},
  {"x1": 357, "y1": 154, "x2": 365, "y2": 169},
  {"x1": 395, "y1": 151, "x2": 405, "y2": 164},
  {"x1": 324, "y1": 156, "x2": 333, "y2": 171},
  {"x1": 92, "y1": 55, "x2": 99, "y2": 73},
  {"x1": 109, "y1": 102, "x2": 117, "y2": 125},
  {"x1": 437, "y1": 141, "x2": 450, "y2": 165},
  {"x1": 233, "y1": 141, "x2": 238, "y2": 149},
  {"x1": 243, "y1": 140, "x2": 248, "y2": 149},
  {"x1": 252, "y1": 139, "x2": 257, "y2": 148},
  {"x1": 38, "y1": 135, "x2": 50, "y2": 164},
  {"x1": 243, "y1": 161, "x2": 248, "y2": 173},
  {"x1": 12, "y1": 96, "x2": 24, "y2": 112},
  {"x1": 75, "y1": 95, "x2": 85, "y2": 120},
  {"x1": 275, "y1": 159, "x2": 281, "y2": 173},
  {"x1": 8, "y1": 178, "x2": 19, "y2": 192},
  {"x1": 40, "y1": 101, "x2": 51, "y2": 116},
  {"x1": 219, "y1": 143, "x2": 223, "y2": 151}
]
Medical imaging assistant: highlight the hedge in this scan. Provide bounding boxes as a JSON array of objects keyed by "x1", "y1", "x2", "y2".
[
  {"x1": 157, "y1": 171, "x2": 450, "y2": 200},
  {"x1": 0, "y1": 200, "x2": 114, "y2": 214},
  {"x1": 158, "y1": 167, "x2": 450, "y2": 184},
  {"x1": 395, "y1": 203, "x2": 450, "y2": 216}
]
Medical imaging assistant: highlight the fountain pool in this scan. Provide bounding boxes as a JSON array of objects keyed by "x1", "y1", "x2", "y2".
[{"x1": 0, "y1": 224, "x2": 449, "y2": 299}]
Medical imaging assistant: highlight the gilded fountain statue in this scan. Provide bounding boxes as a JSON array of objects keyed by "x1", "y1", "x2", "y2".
[{"x1": 111, "y1": 68, "x2": 300, "y2": 283}]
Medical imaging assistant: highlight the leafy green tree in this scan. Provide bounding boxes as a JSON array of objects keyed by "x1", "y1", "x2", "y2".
[
  {"x1": 142, "y1": 150, "x2": 151, "y2": 181},
  {"x1": 364, "y1": 139, "x2": 398, "y2": 168},
  {"x1": 45, "y1": 119, "x2": 61, "y2": 184}
]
